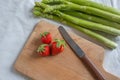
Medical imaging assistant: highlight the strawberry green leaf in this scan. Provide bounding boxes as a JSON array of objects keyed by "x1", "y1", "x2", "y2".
[
  {"x1": 40, "y1": 32, "x2": 49, "y2": 37},
  {"x1": 55, "y1": 39, "x2": 66, "y2": 48},
  {"x1": 37, "y1": 44, "x2": 47, "y2": 52}
]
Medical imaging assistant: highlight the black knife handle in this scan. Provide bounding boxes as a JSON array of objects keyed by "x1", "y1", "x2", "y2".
[{"x1": 81, "y1": 55, "x2": 106, "y2": 80}]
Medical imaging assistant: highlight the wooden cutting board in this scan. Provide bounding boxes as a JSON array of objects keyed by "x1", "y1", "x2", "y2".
[{"x1": 14, "y1": 20, "x2": 120, "y2": 80}]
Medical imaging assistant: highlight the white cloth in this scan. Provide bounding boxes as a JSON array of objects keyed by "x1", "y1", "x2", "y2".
[{"x1": 0, "y1": 0, "x2": 120, "y2": 80}]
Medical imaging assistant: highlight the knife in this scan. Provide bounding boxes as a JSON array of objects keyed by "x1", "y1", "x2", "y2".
[{"x1": 58, "y1": 26, "x2": 105, "y2": 80}]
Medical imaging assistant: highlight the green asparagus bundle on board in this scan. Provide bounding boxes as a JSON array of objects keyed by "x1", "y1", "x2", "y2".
[{"x1": 32, "y1": 0, "x2": 120, "y2": 49}]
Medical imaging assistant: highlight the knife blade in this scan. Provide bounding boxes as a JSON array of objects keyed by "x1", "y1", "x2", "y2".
[{"x1": 58, "y1": 26, "x2": 105, "y2": 80}]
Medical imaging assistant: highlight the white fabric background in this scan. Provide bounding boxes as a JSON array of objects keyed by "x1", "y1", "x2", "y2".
[{"x1": 0, "y1": 0, "x2": 120, "y2": 80}]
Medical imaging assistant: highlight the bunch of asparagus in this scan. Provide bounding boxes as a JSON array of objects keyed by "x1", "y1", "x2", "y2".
[{"x1": 33, "y1": 0, "x2": 120, "y2": 49}]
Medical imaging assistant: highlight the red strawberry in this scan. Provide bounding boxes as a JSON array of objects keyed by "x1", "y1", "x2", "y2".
[
  {"x1": 37, "y1": 44, "x2": 50, "y2": 56},
  {"x1": 40, "y1": 32, "x2": 52, "y2": 44},
  {"x1": 51, "y1": 39, "x2": 66, "y2": 55}
]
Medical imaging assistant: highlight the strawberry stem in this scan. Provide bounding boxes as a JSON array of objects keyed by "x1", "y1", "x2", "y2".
[
  {"x1": 37, "y1": 44, "x2": 47, "y2": 53},
  {"x1": 40, "y1": 32, "x2": 49, "y2": 37},
  {"x1": 55, "y1": 39, "x2": 66, "y2": 48}
]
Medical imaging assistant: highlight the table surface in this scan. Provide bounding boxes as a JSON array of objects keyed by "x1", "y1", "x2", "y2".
[{"x1": 0, "y1": 0, "x2": 120, "y2": 80}]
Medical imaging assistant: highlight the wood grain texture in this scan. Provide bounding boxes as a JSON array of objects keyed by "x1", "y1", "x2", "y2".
[{"x1": 14, "y1": 20, "x2": 120, "y2": 80}]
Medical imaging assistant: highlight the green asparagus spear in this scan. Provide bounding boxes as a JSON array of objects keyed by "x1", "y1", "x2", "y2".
[
  {"x1": 54, "y1": 11, "x2": 120, "y2": 35},
  {"x1": 36, "y1": 2, "x2": 120, "y2": 35},
  {"x1": 42, "y1": 0, "x2": 120, "y2": 16},
  {"x1": 42, "y1": 0, "x2": 120, "y2": 24},
  {"x1": 39, "y1": 2, "x2": 120, "y2": 29},
  {"x1": 33, "y1": 8, "x2": 117, "y2": 48},
  {"x1": 63, "y1": 11, "x2": 120, "y2": 29},
  {"x1": 42, "y1": 0, "x2": 63, "y2": 4},
  {"x1": 67, "y1": 0, "x2": 120, "y2": 16}
]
